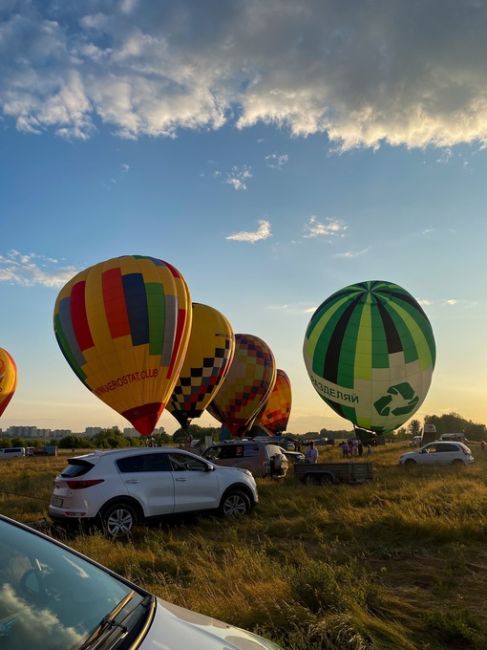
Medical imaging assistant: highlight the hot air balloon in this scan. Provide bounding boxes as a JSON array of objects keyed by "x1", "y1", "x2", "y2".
[
  {"x1": 168, "y1": 303, "x2": 235, "y2": 429},
  {"x1": 256, "y1": 369, "x2": 292, "y2": 435},
  {"x1": 54, "y1": 255, "x2": 192, "y2": 435},
  {"x1": 303, "y1": 281, "x2": 436, "y2": 433},
  {"x1": 0, "y1": 347, "x2": 17, "y2": 419},
  {"x1": 207, "y1": 334, "x2": 276, "y2": 437}
]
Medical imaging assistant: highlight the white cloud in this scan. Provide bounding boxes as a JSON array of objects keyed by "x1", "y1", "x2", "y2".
[
  {"x1": 436, "y1": 148, "x2": 453, "y2": 164},
  {"x1": 265, "y1": 153, "x2": 289, "y2": 169},
  {"x1": 0, "y1": 251, "x2": 76, "y2": 288},
  {"x1": 224, "y1": 165, "x2": 253, "y2": 191},
  {"x1": 2, "y1": 2, "x2": 487, "y2": 149},
  {"x1": 304, "y1": 216, "x2": 347, "y2": 238},
  {"x1": 226, "y1": 219, "x2": 271, "y2": 243},
  {"x1": 121, "y1": 163, "x2": 130, "y2": 172},
  {"x1": 445, "y1": 299, "x2": 458, "y2": 305},
  {"x1": 418, "y1": 299, "x2": 433, "y2": 306},
  {"x1": 267, "y1": 303, "x2": 317, "y2": 314},
  {"x1": 334, "y1": 248, "x2": 369, "y2": 259}
]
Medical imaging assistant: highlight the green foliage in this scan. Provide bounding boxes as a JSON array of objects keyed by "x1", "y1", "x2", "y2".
[{"x1": 425, "y1": 412, "x2": 487, "y2": 440}]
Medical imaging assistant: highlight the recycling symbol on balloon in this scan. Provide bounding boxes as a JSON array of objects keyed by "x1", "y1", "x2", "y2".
[{"x1": 374, "y1": 382, "x2": 419, "y2": 417}]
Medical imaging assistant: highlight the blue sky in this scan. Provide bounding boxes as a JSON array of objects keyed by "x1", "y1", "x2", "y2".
[{"x1": 1, "y1": 0, "x2": 487, "y2": 434}]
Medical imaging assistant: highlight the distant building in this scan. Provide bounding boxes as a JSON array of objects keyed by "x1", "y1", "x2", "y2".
[{"x1": 84, "y1": 427, "x2": 103, "y2": 437}]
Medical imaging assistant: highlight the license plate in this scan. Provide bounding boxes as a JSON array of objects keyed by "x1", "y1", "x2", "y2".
[{"x1": 51, "y1": 496, "x2": 63, "y2": 507}]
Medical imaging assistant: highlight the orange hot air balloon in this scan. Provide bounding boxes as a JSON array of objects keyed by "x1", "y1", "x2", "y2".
[
  {"x1": 168, "y1": 303, "x2": 235, "y2": 429},
  {"x1": 53, "y1": 255, "x2": 192, "y2": 435},
  {"x1": 0, "y1": 348, "x2": 17, "y2": 418},
  {"x1": 207, "y1": 334, "x2": 276, "y2": 437},
  {"x1": 256, "y1": 369, "x2": 292, "y2": 435}
]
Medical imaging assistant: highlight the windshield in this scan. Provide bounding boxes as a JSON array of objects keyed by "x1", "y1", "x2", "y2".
[{"x1": 0, "y1": 519, "x2": 147, "y2": 650}]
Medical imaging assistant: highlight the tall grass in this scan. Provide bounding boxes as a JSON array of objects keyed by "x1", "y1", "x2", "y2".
[{"x1": 1, "y1": 442, "x2": 487, "y2": 648}]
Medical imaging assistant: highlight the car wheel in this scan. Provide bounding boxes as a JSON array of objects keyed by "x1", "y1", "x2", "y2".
[
  {"x1": 404, "y1": 459, "x2": 416, "y2": 467},
  {"x1": 220, "y1": 491, "x2": 251, "y2": 517},
  {"x1": 101, "y1": 502, "x2": 138, "y2": 538}
]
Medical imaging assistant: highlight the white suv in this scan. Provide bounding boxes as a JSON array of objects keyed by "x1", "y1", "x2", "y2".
[{"x1": 49, "y1": 448, "x2": 258, "y2": 537}]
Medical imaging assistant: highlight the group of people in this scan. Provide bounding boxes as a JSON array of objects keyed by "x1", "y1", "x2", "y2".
[{"x1": 303, "y1": 438, "x2": 373, "y2": 464}]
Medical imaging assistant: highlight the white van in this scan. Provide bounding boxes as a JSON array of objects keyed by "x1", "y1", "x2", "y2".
[
  {"x1": 0, "y1": 447, "x2": 26, "y2": 459},
  {"x1": 439, "y1": 433, "x2": 468, "y2": 443}
]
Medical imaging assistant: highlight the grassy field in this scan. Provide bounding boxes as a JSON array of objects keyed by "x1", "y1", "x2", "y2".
[{"x1": 1, "y1": 441, "x2": 487, "y2": 649}]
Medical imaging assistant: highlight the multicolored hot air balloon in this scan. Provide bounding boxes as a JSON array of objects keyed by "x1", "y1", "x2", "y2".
[
  {"x1": 256, "y1": 369, "x2": 292, "y2": 435},
  {"x1": 207, "y1": 334, "x2": 276, "y2": 437},
  {"x1": 54, "y1": 255, "x2": 192, "y2": 435},
  {"x1": 168, "y1": 303, "x2": 235, "y2": 429},
  {"x1": 303, "y1": 281, "x2": 436, "y2": 433},
  {"x1": 0, "y1": 348, "x2": 17, "y2": 419}
]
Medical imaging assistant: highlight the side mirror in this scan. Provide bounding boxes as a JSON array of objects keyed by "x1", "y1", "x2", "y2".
[{"x1": 205, "y1": 463, "x2": 214, "y2": 472}]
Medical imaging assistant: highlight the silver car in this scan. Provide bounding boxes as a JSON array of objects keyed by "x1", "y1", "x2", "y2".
[{"x1": 0, "y1": 514, "x2": 282, "y2": 650}]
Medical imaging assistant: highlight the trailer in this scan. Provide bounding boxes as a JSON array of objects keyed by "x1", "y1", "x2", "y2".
[{"x1": 295, "y1": 462, "x2": 373, "y2": 485}]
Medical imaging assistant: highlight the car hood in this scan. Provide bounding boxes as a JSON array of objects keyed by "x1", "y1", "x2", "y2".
[{"x1": 140, "y1": 598, "x2": 282, "y2": 649}]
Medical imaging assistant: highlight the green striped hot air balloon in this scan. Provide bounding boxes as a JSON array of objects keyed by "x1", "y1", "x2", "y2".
[{"x1": 303, "y1": 281, "x2": 436, "y2": 433}]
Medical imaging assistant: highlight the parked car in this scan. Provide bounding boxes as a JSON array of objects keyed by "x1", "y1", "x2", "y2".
[
  {"x1": 202, "y1": 441, "x2": 288, "y2": 478},
  {"x1": 0, "y1": 446, "x2": 25, "y2": 459},
  {"x1": 0, "y1": 514, "x2": 282, "y2": 650},
  {"x1": 49, "y1": 448, "x2": 258, "y2": 537},
  {"x1": 399, "y1": 441, "x2": 474, "y2": 466},
  {"x1": 439, "y1": 433, "x2": 469, "y2": 443}
]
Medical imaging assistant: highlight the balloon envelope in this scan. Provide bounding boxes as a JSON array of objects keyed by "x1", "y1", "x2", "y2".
[
  {"x1": 303, "y1": 280, "x2": 436, "y2": 433},
  {"x1": 0, "y1": 348, "x2": 17, "y2": 418},
  {"x1": 54, "y1": 255, "x2": 192, "y2": 435},
  {"x1": 168, "y1": 303, "x2": 235, "y2": 428},
  {"x1": 256, "y1": 369, "x2": 292, "y2": 435},
  {"x1": 207, "y1": 334, "x2": 276, "y2": 437}
]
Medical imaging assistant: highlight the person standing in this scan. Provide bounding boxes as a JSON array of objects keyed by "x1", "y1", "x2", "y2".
[
  {"x1": 305, "y1": 440, "x2": 319, "y2": 464},
  {"x1": 358, "y1": 441, "x2": 363, "y2": 457}
]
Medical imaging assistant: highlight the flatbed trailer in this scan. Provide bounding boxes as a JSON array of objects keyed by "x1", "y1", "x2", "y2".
[{"x1": 295, "y1": 462, "x2": 373, "y2": 485}]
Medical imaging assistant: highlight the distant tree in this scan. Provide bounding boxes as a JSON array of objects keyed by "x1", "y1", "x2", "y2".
[
  {"x1": 425, "y1": 412, "x2": 487, "y2": 441},
  {"x1": 0, "y1": 438, "x2": 12, "y2": 448},
  {"x1": 173, "y1": 424, "x2": 220, "y2": 443},
  {"x1": 58, "y1": 435, "x2": 90, "y2": 449},
  {"x1": 407, "y1": 419, "x2": 422, "y2": 437}
]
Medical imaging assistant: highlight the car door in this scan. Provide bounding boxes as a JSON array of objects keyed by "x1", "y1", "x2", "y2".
[
  {"x1": 116, "y1": 452, "x2": 175, "y2": 516},
  {"x1": 167, "y1": 452, "x2": 221, "y2": 513},
  {"x1": 418, "y1": 444, "x2": 437, "y2": 465}
]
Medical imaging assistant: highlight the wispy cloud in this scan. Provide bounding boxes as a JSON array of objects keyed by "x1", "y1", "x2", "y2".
[
  {"x1": 121, "y1": 163, "x2": 130, "y2": 172},
  {"x1": 304, "y1": 216, "x2": 347, "y2": 239},
  {"x1": 226, "y1": 219, "x2": 271, "y2": 243},
  {"x1": 444, "y1": 299, "x2": 458, "y2": 306},
  {"x1": 265, "y1": 153, "x2": 289, "y2": 169},
  {"x1": 436, "y1": 148, "x2": 453, "y2": 164},
  {"x1": 0, "y1": 251, "x2": 76, "y2": 288},
  {"x1": 334, "y1": 248, "x2": 369, "y2": 259},
  {"x1": 267, "y1": 303, "x2": 317, "y2": 314},
  {"x1": 223, "y1": 165, "x2": 253, "y2": 191}
]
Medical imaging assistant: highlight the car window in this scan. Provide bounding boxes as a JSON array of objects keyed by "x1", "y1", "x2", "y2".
[
  {"x1": 60, "y1": 459, "x2": 94, "y2": 478},
  {"x1": 117, "y1": 453, "x2": 171, "y2": 473},
  {"x1": 168, "y1": 453, "x2": 208, "y2": 472},
  {"x1": 212, "y1": 446, "x2": 239, "y2": 459},
  {"x1": 243, "y1": 444, "x2": 259, "y2": 458},
  {"x1": 437, "y1": 443, "x2": 459, "y2": 452}
]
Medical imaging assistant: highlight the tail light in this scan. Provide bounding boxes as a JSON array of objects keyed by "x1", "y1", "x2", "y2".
[{"x1": 66, "y1": 479, "x2": 104, "y2": 490}]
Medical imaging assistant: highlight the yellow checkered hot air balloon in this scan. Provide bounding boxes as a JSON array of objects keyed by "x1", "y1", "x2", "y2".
[
  {"x1": 0, "y1": 347, "x2": 17, "y2": 419},
  {"x1": 207, "y1": 334, "x2": 276, "y2": 437},
  {"x1": 168, "y1": 303, "x2": 235, "y2": 429},
  {"x1": 53, "y1": 255, "x2": 192, "y2": 435}
]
